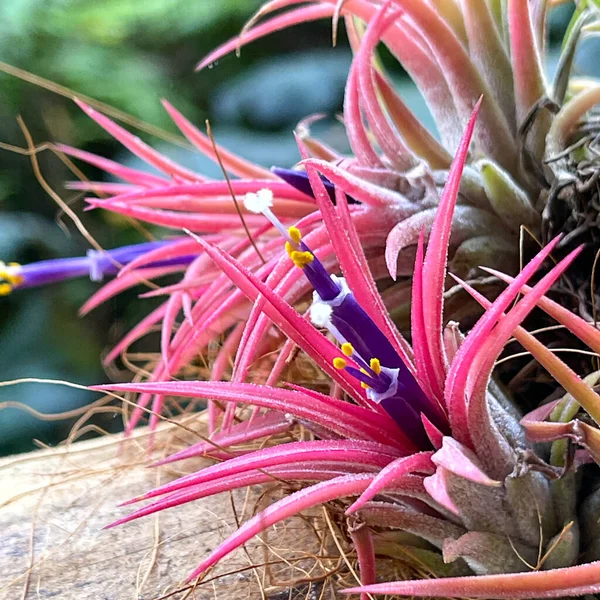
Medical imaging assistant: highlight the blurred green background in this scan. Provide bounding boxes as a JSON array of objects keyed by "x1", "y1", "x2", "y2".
[{"x1": 0, "y1": 1, "x2": 578, "y2": 455}]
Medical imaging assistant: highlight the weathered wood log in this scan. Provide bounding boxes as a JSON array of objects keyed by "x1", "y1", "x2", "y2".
[{"x1": 0, "y1": 415, "x2": 341, "y2": 600}]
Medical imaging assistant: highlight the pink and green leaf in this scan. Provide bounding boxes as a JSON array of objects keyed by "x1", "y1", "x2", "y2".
[
  {"x1": 343, "y1": 560, "x2": 600, "y2": 598},
  {"x1": 419, "y1": 99, "x2": 481, "y2": 400}
]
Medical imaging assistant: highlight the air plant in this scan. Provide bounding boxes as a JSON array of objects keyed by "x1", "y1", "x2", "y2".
[
  {"x1": 2, "y1": 0, "x2": 599, "y2": 597},
  {"x1": 93, "y1": 104, "x2": 600, "y2": 598}
]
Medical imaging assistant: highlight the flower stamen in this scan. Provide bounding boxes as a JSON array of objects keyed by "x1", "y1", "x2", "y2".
[
  {"x1": 333, "y1": 357, "x2": 347, "y2": 370},
  {"x1": 0, "y1": 241, "x2": 197, "y2": 293},
  {"x1": 369, "y1": 357, "x2": 381, "y2": 375},
  {"x1": 288, "y1": 249, "x2": 314, "y2": 268},
  {"x1": 287, "y1": 226, "x2": 302, "y2": 244},
  {"x1": 341, "y1": 342, "x2": 354, "y2": 356},
  {"x1": 0, "y1": 262, "x2": 24, "y2": 295}
]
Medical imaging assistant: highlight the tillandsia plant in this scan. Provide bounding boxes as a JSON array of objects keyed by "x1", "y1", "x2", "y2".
[
  {"x1": 93, "y1": 105, "x2": 600, "y2": 598},
  {"x1": 3, "y1": 1, "x2": 600, "y2": 596},
  {"x1": 3, "y1": 0, "x2": 600, "y2": 436}
]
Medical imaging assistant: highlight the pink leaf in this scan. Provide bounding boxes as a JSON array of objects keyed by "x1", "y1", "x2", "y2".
[
  {"x1": 73, "y1": 99, "x2": 201, "y2": 182},
  {"x1": 374, "y1": 70, "x2": 451, "y2": 169},
  {"x1": 93, "y1": 381, "x2": 413, "y2": 449},
  {"x1": 100, "y1": 179, "x2": 314, "y2": 206},
  {"x1": 432, "y1": 436, "x2": 501, "y2": 486},
  {"x1": 420, "y1": 99, "x2": 481, "y2": 400},
  {"x1": 344, "y1": 51, "x2": 384, "y2": 167},
  {"x1": 136, "y1": 440, "x2": 400, "y2": 503},
  {"x1": 410, "y1": 230, "x2": 437, "y2": 400},
  {"x1": 461, "y1": 0, "x2": 515, "y2": 132},
  {"x1": 185, "y1": 474, "x2": 375, "y2": 581},
  {"x1": 107, "y1": 465, "x2": 356, "y2": 529},
  {"x1": 79, "y1": 266, "x2": 185, "y2": 315},
  {"x1": 86, "y1": 199, "x2": 268, "y2": 232},
  {"x1": 343, "y1": 561, "x2": 600, "y2": 598},
  {"x1": 104, "y1": 302, "x2": 168, "y2": 364},
  {"x1": 508, "y1": 0, "x2": 547, "y2": 127},
  {"x1": 66, "y1": 181, "x2": 143, "y2": 194},
  {"x1": 388, "y1": 0, "x2": 517, "y2": 172},
  {"x1": 161, "y1": 100, "x2": 275, "y2": 179},
  {"x1": 160, "y1": 294, "x2": 181, "y2": 362},
  {"x1": 56, "y1": 144, "x2": 168, "y2": 187},
  {"x1": 302, "y1": 158, "x2": 421, "y2": 209},
  {"x1": 482, "y1": 267, "x2": 600, "y2": 356},
  {"x1": 422, "y1": 466, "x2": 460, "y2": 516},
  {"x1": 355, "y1": 5, "x2": 417, "y2": 170},
  {"x1": 445, "y1": 235, "x2": 563, "y2": 446},
  {"x1": 374, "y1": 9, "x2": 463, "y2": 151},
  {"x1": 348, "y1": 524, "x2": 376, "y2": 600},
  {"x1": 460, "y1": 275, "x2": 600, "y2": 428},
  {"x1": 346, "y1": 451, "x2": 434, "y2": 514},
  {"x1": 466, "y1": 247, "x2": 582, "y2": 463},
  {"x1": 196, "y1": 5, "x2": 336, "y2": 71},
  {"x1": 118, "y1": 238, "x2": 201, "y2": 275},
  {"x1": 422, "y1": 414, "x2": 444, "y2": 449},
  {"x1": 152, "y1": 411, "x2": 291, "y2": 465}
]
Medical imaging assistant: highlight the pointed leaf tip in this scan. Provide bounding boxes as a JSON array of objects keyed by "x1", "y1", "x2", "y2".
[
  {"x1": 418, "y1": 97, "x2": 482, "y2": 399},
  {"x1": 343, "y1": 558, "x2": 600, "y2": 597},
  {"x1": 72, "y1": 97, "x2": 96, "y2": 117}
]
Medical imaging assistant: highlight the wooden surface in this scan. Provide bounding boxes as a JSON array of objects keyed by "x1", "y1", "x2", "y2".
[{"x1": 0, "y1": 416, "x2": 342, "y2": 600}]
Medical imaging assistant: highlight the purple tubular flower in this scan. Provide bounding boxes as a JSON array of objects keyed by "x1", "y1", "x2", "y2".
[
  {"x1": 271, "y1": 166, "x2": 338, "y2": 203},
  {"x1": 297, "y1": 241, "x2": 343, "y2": 301},
  {"x1": 242, "y1": 188, "x2": 446, "y2": 447},
  {"x1": 0, "y1": 240, "x2": 196, "y2": 294},
  {"x1": 296, "y1": 234, "x2": 446, "y2": 446}
]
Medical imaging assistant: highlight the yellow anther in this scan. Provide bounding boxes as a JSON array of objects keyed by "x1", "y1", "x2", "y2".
[
  {"x1": 333, "y1": 357, "x2": 347, "y2": 370},
  {"x1": 0, "y1": 262, "x2": 23, "y2": 286},
  {"x1": 341, "y1": 342, "x2": 354, "y2": 356},
  {"x1": 0, "y1": 283, "x2": 12, "y2": 296},
  {"x1": 290, "y1": 250, "x2": 314, "y2": 268},
  {"x1": 285, "y1": 230, "x2": 312, "y2": 268},
  {"x1": 288, "y1": 226, "x2": 302, "y2": 244},
  {"x1": 370, "y1": 357, "x2": 382, "y2": 375}
]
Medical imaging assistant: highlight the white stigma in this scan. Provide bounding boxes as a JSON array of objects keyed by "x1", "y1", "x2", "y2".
[
  {"x1": 244, "y1": 188, "x2": 294, "y2": 243},
  {"x1": 310, "y1": 299, "x2": 348, "y2": 345},
  {"x1": 310, "y1": 302, "x2": 333, "y2": 327},
  {"x1": 243, "y1": 188, "x2": 274, "y2": 214}
]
